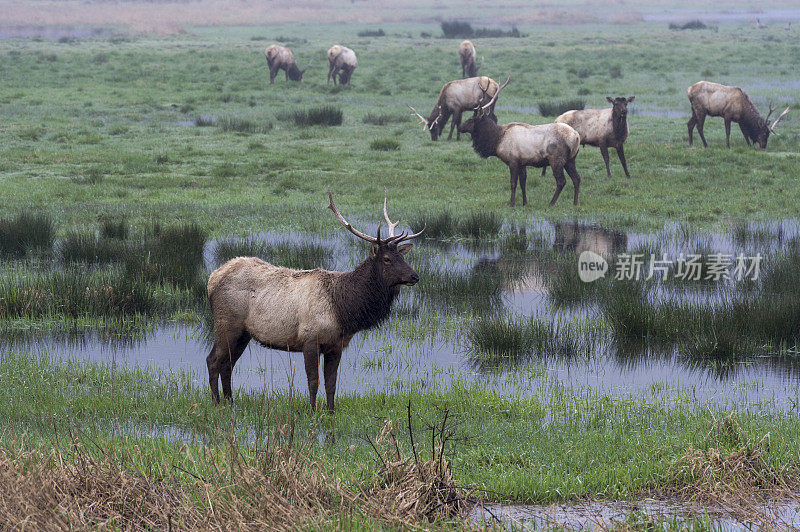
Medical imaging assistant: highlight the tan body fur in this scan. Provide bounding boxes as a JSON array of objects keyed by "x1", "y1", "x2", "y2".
[
  {"x1": 686, "y1": 81, "x2": 788, "y2": 148},
  {"x1": 458, "y1": 40, "x2": 477, "y2": 78},
  {"x1": 327, "y1": 45, "x2": 357, "y2": 85},
  {"x1": 555, "y1": 95, "x2": 634, "y2": 178},
  {"x1": 431, "y1": 76, "x2": 499, "y2": 140},
  {"x1": 264, "y1": 44, "x2": 303, "y2": 84}
]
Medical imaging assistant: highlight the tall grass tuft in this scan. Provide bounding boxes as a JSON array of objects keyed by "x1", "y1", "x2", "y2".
[
  {"x1": 408, "y1": 211, "x2": 457, "y2": 241},
  {"x1": 213, "y1": 238, "x2": 332, "y2": 270},
  {"x1": 101, "y1": 218, "x2": 129, "y2": 240},
  {"x1": 370, "y1": 138, "x2": 400, "y2": 151},
  {"x1": 537, "y1": 99, "x2": 585, "y2": 117},
  {"x1": 217, "y1": 115, "x2": 273, "y2": 134},
  {"x1": 0, "y1": 213, "x2": 54, "y2": 258},
  {"x1": 284, "y1": 106, "x2": 343, "y2": 127},
  {"x1": 363, "y1": 113, "x2": 408, "y2": 125},
  {"x1": 59, "y1": 234, "x2": 127, "y2": 265},
  {"x1": 460, "y1": 211, "x2": 502, "y2": 240},
  {"x1": 125, "y1": 223, "x2": 206, "y2": 288}
]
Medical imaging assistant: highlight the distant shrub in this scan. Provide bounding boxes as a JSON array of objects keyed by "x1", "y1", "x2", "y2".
[
  {"x1": 217, "y1": 115, "x2": 272, "y2": 133},
  {"x1": 0, "y1": 213, "x2": 54, "y2": 258},
  {"x1": 363, "y1": 113, "x2": 408, "y2": 125},
  {"x1": 284, "y1": 106, "x2": 343, "y2": 127},
  {"x1": 275, "y1": 36, "x2": 307, "y2": 44},
  {"x1": 538, "y1": 99, "x2": 585, "y2": 116},
  {"x1": 250, "y1": 36, "x2": 267, "y2": 41},
  {"x1": 92, "y1": 53, "x2": 108, "y2": 64},
  {"x1": 357, "y1": 29, "x2": 385, "y2": 37},
  {"x1": 609, "y1": 65, "x2": 623, "y2": 79},
  {"x1": 440, "y1": 20, "x2": 524, "y2": 38},
  {"x1": 420, "y1": 32, "x2": 431, "y2": 38},
  {"x1": 370, "y1": 138, "x2": 400, "y2": 151},
  {"x1": 669, "y1": 20, "x2": 707, "y2": 30}
]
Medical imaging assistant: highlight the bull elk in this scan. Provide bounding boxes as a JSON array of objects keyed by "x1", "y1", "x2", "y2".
[
  {"x1": 327, "y1": 45, "x2": 358, "y2": 85},
  {"x1": 553, "y1": 96, "x2": 635, "y2": 179},
  {"x1": 206, "y1": 191, "x2": 423, "y2": 412},
  {"x1": 457, "y1": 77, "x2": 583, "y2": 207},
  {"x1": 687, "y1": 81, "x2": 790, "y2": 149},
  {"x1": 407, "y1": 76, "x2": 499, "y2": 141},
  {"x1": 264, "y1": 44, "x2": 308, "y2": 84},
  {"x1": 458, "y1": 40, "x2": 481, "y2": 78}
]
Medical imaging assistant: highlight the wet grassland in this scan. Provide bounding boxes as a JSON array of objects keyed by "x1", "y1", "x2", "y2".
[{"x1": 2, "y1": 19, "x2": 800, "y2": 529}]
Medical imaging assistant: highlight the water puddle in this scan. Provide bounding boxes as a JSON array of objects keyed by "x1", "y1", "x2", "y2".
[
  {"x1": 7, "y1": 219, "x2": 800, "y2": 408},
  {"x1": 473, "y1": 499, "x2": 800, "y2": 530}
]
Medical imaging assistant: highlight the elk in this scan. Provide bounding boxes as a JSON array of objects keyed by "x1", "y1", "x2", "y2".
[
  {"x1": 407, "y1": 76, "x2": 499, "y2": 141},
  {"x1": 327, "y1": 45, "x2": 358, "y2": 85},
  {"x1": 687, "y1": 81, "x2": 790, "y2": 149},
  {"x1": 264, "y1": 44, "x2": 307, "y2": 84},
  {"x1": 553, "y1": 96, "x2": 635, "y2": 179},
  {"x1": 206, "y1": 191, "x2": 423, "y2": 412},
  {"x1": 458, "y1": 40, "x2": 479, "y2": 78},
  {"x1": 457, "y1": 78, "x2": 583, "y2": 206}
]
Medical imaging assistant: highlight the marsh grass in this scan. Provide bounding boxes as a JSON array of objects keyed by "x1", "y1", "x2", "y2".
[
  {"x1": 409, "y1": 210, "x2": 501, "y2": 242},
  {"x1": 460, "y1": 211, "x2": 502, "y2": 240},
  {"x1": 59, "y1": 233, "x2": 128, "y2": 264},
  {"x1": 413, "y1": 263, "x2": 503, "y2": 313},
  {"x1": 217, "y1": 115, "x2": 273, "y2": 134},
  {"x1": 280, "y1": 106, "x2": 343, "y2": 127},
  {"x1": 357, "y1": 29, "x2": 385, "y2": 37},
  {"x1": 213, "y1": 238, "x2": 333, "y2": 270},
  {"x1": 124, "y1": 223, "x2": 206, "y2": 289},
  {"x1": 409, "y1": 211, "x2": 457, "y2": 241},
  {"x1": 538, "y1": 99, "x2": 585, "y2": 117},
  {"x1": 362, "y1": 112, "x2": 408, "y2": 125},
  {"x1": 370, "y1": 138, "x2": 400, "y2": 151},
  {"x1": 193, "y1": 115, "x2": 215, "y2": 127},
  {"x1": 0, "y1": 212, "x2": 54, "y2": 258},
  {"x1": 101, "y1": 218, "x2": 129, "y2": 240}
]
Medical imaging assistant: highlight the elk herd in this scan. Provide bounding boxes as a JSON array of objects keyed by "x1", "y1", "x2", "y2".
[{"x1": 206, "y1": 38, "x2": 792, "y2": 411}]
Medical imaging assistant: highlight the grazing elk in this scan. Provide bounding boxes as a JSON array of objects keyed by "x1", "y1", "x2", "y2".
[
  {"x1": 264, "y1": 44, "x2": 307, "y2": 84},
  {"x1": 458, "y1": 40, "x2": 479, "y2": 78},
  {"x1": 408, "y1": 76, "x2": 499, "y2": 141},
  {"x1": 553, "y1": 96, "x2": 635, "y2": 179},
  {"x1": 327, "y1": 45, "x2": 358, "y2": 85},
  {"x1": 687, "y1": 81, "x2": 790, "y2": 149},
  {"x1": 206, "y1": 191, "x2": 423, "y2": 412},
  {"x1": 457, "y1": 78, "x2": 583, "y2": 206}
]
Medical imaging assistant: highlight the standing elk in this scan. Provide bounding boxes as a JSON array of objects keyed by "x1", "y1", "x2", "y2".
[
  {"x1": 457, "y1": 78, "x2": 583, "y2": 206},
  {"x1": 687, "y1": 81, "x2": 790, "y2": 149},
  {"x1": 458, "y1": 40, "x2": 480, "y2": 78},
  {"x1": 407, "y1": 76, "x2": 499, "y2": 141},
  {"x1": 327, "y1": 45, "x2": 358, "y2": 85},
  {"x1": 264, "y1": 44, "x2": 308, "y2": 84},
  {"x1": 206, "y1": 191, "x2": 423, "y2": 412},
  {"x1": 553, "y1": 96, "x2": 635, "y2": 179}
]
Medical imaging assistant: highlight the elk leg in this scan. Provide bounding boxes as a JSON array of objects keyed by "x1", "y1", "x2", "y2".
[
  {"x1": 269, "y1": 64, "x2": 280, "y2": 85},
  {"x1": 509, "y1": 164, "x2": 519, "y2": 207},
  {"x1": 519, "y1": 166, "x2": 528, "y2": 206},
  {"x1": 724, "y1": 118, "x2": 732, "y2": 148},
  {"x1": 221, "y1": 331, "x2": 251, "y2": 401},
  {"x1": 448, "y1": 110, "x2": 461, "y2": 140},
  {"x1": 616, "y1": 144, "x2": 631, "y2": 179},
  {"x1": 549, "y1": 164, "x2": 567, "y2": 207},
  {"x1": 696, "y1": 113, "x2": 708, "y2": 148},
  {"x1": 565, "y1": 158, "x2": 581, "y2": 206},
  {"x1": 323, "y1": 350, "x2": 343, "y2": 412},
  {"x1": 687, "y1": 114, "x2": 696, "y2": 146},
  {"x1": 541, "y1": 166, "x2": 547, "y2": 178},
  {"x1": 207, "y1": 345, "x2": 221, "y2": 404},
  {"x1": 327, "y1": 63, "x2": 333, "y2": 84},
  {"x1": 207, "y1": 326, "x2": 249, "y2": 404},
  {"x1": 600, "y1": 146, "x2": 611, "y2": 178},
  {"x1": 303, "y1": 342, "x2": 320, "y2": 411},
  {"x1": 738, "y1": 123, "x2": 752, "y2": 146}
]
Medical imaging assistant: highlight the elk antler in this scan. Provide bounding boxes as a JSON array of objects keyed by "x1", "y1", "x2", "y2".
[
  {"x1": 382, "y1": 188, "x2": 425, "y2": 244},
  {"x1": 328, "y1": 189, "x2": 379, "y2": 243},
  {"x1": 481, "y1": 75, "x2": 510, "y2": 110},
  {"x1": 766, "y1": 101, "x2": 775, "y2": 122},
  {"x1": 407, "y1": 105, "x2": 429, "y2": 130},
  {"x1": 769, "y1": 107, "x2": 790, "y2": 133}
]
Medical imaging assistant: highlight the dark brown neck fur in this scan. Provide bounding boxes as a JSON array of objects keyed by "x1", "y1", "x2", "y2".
[
  {"x1": 330, "y1": 258, "x2": 397, "y2": 336},
  {"x1": 611, "y1": 112, "x2": 627, "y2": 142},
  {"x1": 739, "y1": 103, "x2": 766, "y2": 142},
  {"x1": 470, "y1": 116, "x2": 502, "y2": 158}
]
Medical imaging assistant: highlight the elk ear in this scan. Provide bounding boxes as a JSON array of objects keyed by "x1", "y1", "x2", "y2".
[
  {"x1": 397, "y1": 243, "x2": 413, "y2": 256},
  {"x1": 369, "y1": 243, "x2": 380, "y2": 259},
  {"x1": 627, "y1": 96, "x2": 635, "y2": 103},
  {"x1": 606, "y1": 96, "x2": 614, "y2": 104}
]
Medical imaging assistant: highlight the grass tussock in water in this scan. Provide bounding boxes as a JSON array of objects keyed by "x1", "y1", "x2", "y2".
[
  {"x1": 217, "y1": 115, "x2": 273, "y2": 134},
  {"x1": 280, "y1": 106, "x2": 343, "y2": 127},
  {"x1": 59, "y1": 233, "x2": 129, "y2": 264},
  {"x1": 125, "y1": 223, "x2": 206, "y2": 289},
  {"x1": 213, "y1": 238, "x2": 332, "y2": 270},
  {"x1": 0, "y1": 212, "x2": 54, "y2": 258},
  {"x1": 408, "y1": 210, "x2": 501, "y2": 242}
]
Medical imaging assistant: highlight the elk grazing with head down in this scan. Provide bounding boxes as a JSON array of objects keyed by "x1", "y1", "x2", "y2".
[
  {"x1": 553, "y1": 96, "x2": 635, "y2": 179},
  {"x1": 687, "y1": 81, "x2": 790, "y2": 149},
  {"x1": 457, "y1": 77, "x2": 582, "y2": 207},
  {"x1": 408, "y1": 75, "x2": 499, "y2": 141},
  {"x1": 206, "y1": 191, "x2": 423, "y2": 412},
  {"x1": 458, "y1": 40, "x2": 479, "y2": 78},
  {"x1": 264, "y1": 44, "x2": 308, "y2": 84},
  {"x1": 327, "y1": 45, "x2": 358, "y2": 85}
]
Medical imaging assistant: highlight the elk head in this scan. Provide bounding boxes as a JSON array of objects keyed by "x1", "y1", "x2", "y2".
[
  {"x1": 327, "y1": 189, "x2": 424, "y2": 288},
  {"x1": 407, "y1": 104, "x2": 443, "y2": 140},
  {"x1": 756, "y1": 102, "x2": 791, "y2": 149},
  {"x1": 606, "y1": 96, "x2": 634, "y2": 118}
]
